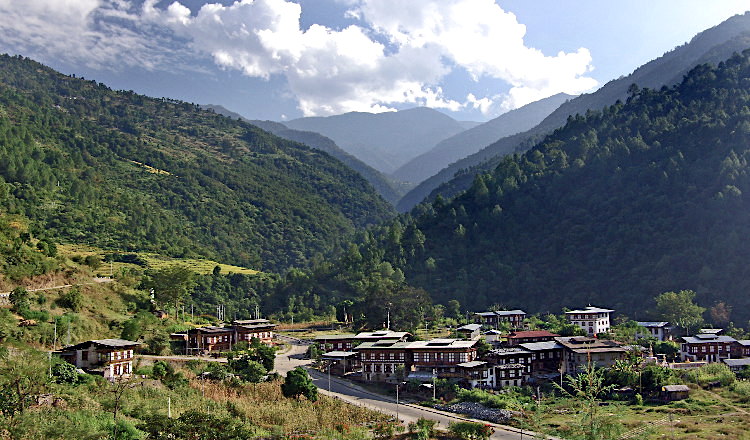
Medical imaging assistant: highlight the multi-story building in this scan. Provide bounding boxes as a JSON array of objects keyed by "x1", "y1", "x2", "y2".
[
  {"x1": 233, "y1": 319, "x2": 276, "y2": 344},
  {"x1": 519, "y1": 340, "x2": 565, "y2": 374},
  {"x1": 483, "y1": 347, "x2": 533, "y2": 386},
  {"x1": 680, "y1": 333, "x2": 737, "y2": 362},
  {"x1": 556, "y1": 336, "x2": 628, "y2": 374},
  {"x1": 314, "y1": 333, "x2": 358, "y2": 352},
  {"x1": 409, "y1": 339, "x2": 479, "y2": 379},
  {"x1": 355, "y1": 340, "x2": 411, "y2": 382},
  {"x1": 187, "y1": 326, "x2": 234, "y2": 353},
  {"x1": 565, "y1": 306, "x2": 614, "y2": 336},
  {"x1": 58, "y1": 339, "x2": 140, "y2": 379},
  {"x1": 503, "y1": 330, "x2": 559, "y2": 346},
  {"x1": 474, "y1": 310, "x2": 526, "y2": 329},
  {"x1": 733, "y1": 340, "x2": 750, "y2": 358}
]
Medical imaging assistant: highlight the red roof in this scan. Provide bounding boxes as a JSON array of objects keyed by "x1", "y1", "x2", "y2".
[{"x1": 506, "y1": 330, "x2": 559, "y2": 339}]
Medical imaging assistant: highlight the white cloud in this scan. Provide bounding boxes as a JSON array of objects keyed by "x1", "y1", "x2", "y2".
[{"x1": 0, "y1": 0, "x2": 597, "y2": 116}]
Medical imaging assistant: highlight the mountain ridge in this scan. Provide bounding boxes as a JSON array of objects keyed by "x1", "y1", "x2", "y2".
[{"x1": 397, "y1": 11, "x2": 750, "y2": 212}]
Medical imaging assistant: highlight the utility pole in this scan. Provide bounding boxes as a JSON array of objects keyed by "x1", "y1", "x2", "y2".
[
  {"x1": 395, "y1": 382, "x2": 399, "y2": 422},
  {"x1": 432, "y1": 368, "x2": 437, "y2": 401},
  {"x1": 53, "y1": 319, "x2": 57, "y2": 351}
]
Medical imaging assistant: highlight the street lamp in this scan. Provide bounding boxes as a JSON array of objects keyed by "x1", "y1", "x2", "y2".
[
  {"x1": 432, "y1": 368, "x2": 437, "y2": 401},
  {"x1": 395, "y1": 381, "x2": 399, "y2": 422},
  {"x1": 327, "y1": 362, "x2": 332, "y2": 393}
]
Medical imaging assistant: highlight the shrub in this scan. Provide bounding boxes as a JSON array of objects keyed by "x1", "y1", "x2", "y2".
[
  {"x1": 731, "y1": 381, "x2": 750, "y2": 402},
  {"x1": 449, "y1": 421, "x2": 494, "y2": 440},
  {"x1": 281, "y1": 367, "x2": 317, "y2": 402},
  {"x1": 58, "y1": 287, "x2": 83, "y2": 312}
]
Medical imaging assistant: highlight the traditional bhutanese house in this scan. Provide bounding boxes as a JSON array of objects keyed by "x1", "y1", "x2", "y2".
[
  {"x1": 483, "y1": 329, "x2": 504, "y2": 345},
  {"x1": 661, "y1": 385, "x2": 690, "y2": 401},
  {"x1": 232, "y1": 319, "x2": 276, "y2": 345},
  {"x1": 58, "y1": 339, "x2": 140, "y2": 379},
  {"x1": 456, "y1": 360, "x2": 494, "y2": 388},
  {"x1": 723, "y1": 358, "x2": 750, "y2": 373},
  {"x1": 732, "y1": 340, "x2": 750, "y2": 358},
  {"x1": 484, "y1": 347, "x2": 533, "y2": 380},
  {"x1": 473, "y1": 310, "x2": 526, "y2": 329},
  {"x1": 314, "y1": 334, "x2": 358, "y2": 353},
  {"x1": 519, "y1": 340, "x2": 565, "y2": 374},
  {"x1": 456, "y1": 324, "x2": 482, "y2": 340},
  {"x1": 321, "y1": 351, "x2": 359, "y2": 375},
  {"x1": 187, "y1": 326, "x2": 233, "y2": 353},
  {"x1": 556, "y1": 336, "x2": 628, "y2": 374},
  {"x1": 354, "y1": 340, "x2": 411, "y2": 383},
  {"x1": 680, "y1": 334, "x2": 737, "y2": 362},
  {"x1": 565, "y1": 306, "x2": 614, "y2": 336},
  {"x1": 503, "y1": 330, "x2": 560, "y2": 347},
  {"x1": 408, "y1": 339, "x2": 479, "y2": 380},
  {"x1": 494, "y1": 363, "x2": 528, "y2": 388}
]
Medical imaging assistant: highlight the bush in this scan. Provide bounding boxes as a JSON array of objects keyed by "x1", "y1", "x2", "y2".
[
  {"x1": 731, "y1": 381, "x2": 750, "y2": 402},
  {"x1": 682, "y1": 363, "x2": 736, "y2": 387},
  {"x1": 449, "y1": 421, "x2": 494, "y2": 440},
  {"x1": 281, "y1": 367, "x2": 317, "y2": 402},
  {"x1": 58, "y1": 287, "x2": 83, "y2": 312}
]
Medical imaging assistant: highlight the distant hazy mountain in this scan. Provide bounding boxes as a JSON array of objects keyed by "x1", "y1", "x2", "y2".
[
  {"x1": 392, "y1": 93, "x2": 574, "y2": 184},
  {"x1": 285, "y1": 107, "x2": 466, "y2": 174},
  {"x1": 397, "y1": 11, "x2": 750, "y2": 212},
  {"x1": 204, "y1": 104, "x2": 404, "y2": 204}
]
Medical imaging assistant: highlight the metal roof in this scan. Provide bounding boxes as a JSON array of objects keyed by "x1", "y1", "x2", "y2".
[
  {"x1": 456, "y1": 361, "x2": 487, "y2": 368},
  {"x1": 507, "y1": 330, "x2": 559, "y2": 339},
  {"x1": 457, "y1": 324, "x2": 482, "y2": 331},
  {"x1": 314, "y1": 333, "x2": 357, "y2": 340},
  {"x1": 636, "y1": 321, "x2": 670, "y2": 328},
  {"x1": 475, "y1": 310, "x2": 526, "y2": 316},
  {"x1": 322, "y1": 351, "x2": 358, "y2": 358},
  {"x1": 519, "y1": 341, "x2": 565, "y2": 351},
  {"x1": 724, "y1": 358, "x2": 750, "y2": 366},
  {"x1": 64, "y1": 338, "x2": 140, "y2": 351},
  {"x1": 682, "y1": 335, "x2": 736, "y2": 344},
  {"x1": 354, "y1": 331, "x2": 410, "y2": 340},
  {"x1": 662, "y1": 385, "x2": 690, "y2": 392},
  {"x1": 566, "y1": 306, "x2": 614, "y2": 314},
  {"x1": 489, "y1": 347, "x2": 532, "y2": 356}
]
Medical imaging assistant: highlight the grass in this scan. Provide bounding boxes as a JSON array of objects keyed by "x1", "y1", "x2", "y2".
[
  {"x1": 57, "y1": 244, "x2": 259, "y2": 275},
  {"x1": 523, "y1": 386, "x2": 750, "y2": 439}
]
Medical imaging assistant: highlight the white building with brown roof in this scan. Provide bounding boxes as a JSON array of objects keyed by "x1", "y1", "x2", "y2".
[{"x1": 59, "y1": 339, "x2": 140, "y2": 379}]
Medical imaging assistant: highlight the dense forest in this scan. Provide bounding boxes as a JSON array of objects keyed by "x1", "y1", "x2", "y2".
[
  {"x1": 0, "y1": 55, "x2": 394, "y2": 271},
  {"x1": 296, "y1": 51, "x2": 750, "y2": 325}
]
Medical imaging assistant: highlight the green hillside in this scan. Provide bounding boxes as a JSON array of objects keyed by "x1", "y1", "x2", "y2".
[
  {"x1": 0, "y1": 55, "x2": 394, "y2": 271},
  {"x1": 353, "y1": 51, "x2": 750, "y2": 324}
]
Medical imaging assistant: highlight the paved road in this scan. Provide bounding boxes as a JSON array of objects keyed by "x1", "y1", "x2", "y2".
[{"x1": 274, "y1": 340, "x2": 556, "y2": 440}]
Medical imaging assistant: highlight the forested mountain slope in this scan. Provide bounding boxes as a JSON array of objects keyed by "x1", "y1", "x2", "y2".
[
  {"x1": 367, "y1": 51, "x2": 750, "y2": 323},
  {"x1": 203, "y1": 105, "x2": 404, "y2": 205},
  {"x1": 0, "y1": 55, "x2": 394, "y2": 271},
  {"x1": 392, "y1": 93, "x2": 573, "y2": 185},
  {"x1": 285, "y1": 107, "x2": 466, "y2": 174},
  {"x1": 397, "y1": 12, "x2": 750, "y2": 211}
]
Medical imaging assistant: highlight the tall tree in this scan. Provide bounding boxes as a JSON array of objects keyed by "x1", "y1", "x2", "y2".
[
  {"x1": 141, "y1": 265, "x2": 197, "y2": 311},
  {"x1": 655, "y1": 290, "x2": 705, "y2": 334}
]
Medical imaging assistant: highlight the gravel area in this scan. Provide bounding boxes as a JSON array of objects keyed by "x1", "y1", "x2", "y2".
[{"x1": 434, "y1": 401, "x2": 520, "y2": 424}]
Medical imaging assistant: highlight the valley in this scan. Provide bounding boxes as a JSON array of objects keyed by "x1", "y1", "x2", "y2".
[{"x1": 3, "y1": 5, "x2": 750, "y2": 440}]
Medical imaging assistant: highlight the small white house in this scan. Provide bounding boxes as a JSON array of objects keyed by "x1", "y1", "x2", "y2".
[{"x1": 636, "y1": 322, "x2": 673, "y2": 341}]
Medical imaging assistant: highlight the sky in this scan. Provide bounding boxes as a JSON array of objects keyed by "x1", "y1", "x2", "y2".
[{"x1": 0, "y1": 0, "x2": 748, "y2": 122}]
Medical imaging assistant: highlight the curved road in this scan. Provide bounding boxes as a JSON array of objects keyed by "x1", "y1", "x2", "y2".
[{"x1": 274, "y1": 338, "x2": 556, "y2": 440}]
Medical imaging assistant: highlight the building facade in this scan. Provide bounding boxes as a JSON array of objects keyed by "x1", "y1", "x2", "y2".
[
  {"x1": 59, "y1": 339, "x2": 140, "y2": 379},
  {"x1": 565, "y1": 306, "x2": 614, "y2": 336}
]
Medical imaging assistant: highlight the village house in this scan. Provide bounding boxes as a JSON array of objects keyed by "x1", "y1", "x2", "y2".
[
  {"x1": 636, "y1": 321, "x2": 673, "y2": 341},
  {"x1": 58, "y1": 339, "x2": 140, "y2": 379},
  {"x1": 232, "y1": 319, "x2": 276, "y2": 345},
  {"x1": 733, "y1": 340, "x2": 750, "y2": 358},
  {"x1": 483, "y1": 347, "x2": 533, "y2": 387},
  {"x1": 723, "y1": 358, "x2": 750, "y2": 373},
  {"x1": 473, "y1": 310, "x2": 526, "y2": 329},
  {"x1": 456, "y1": 360, "x2": 494, "y2": 388},
  {"x1": 519, "y1": 340, "x2": 565, "y2": 375},
  {"x1": 187, "y1": 326, "x2": 234, "y2": 353},
  {"x1": 408, "y1": 339, "x2": 479, "y2": 381},
  {"x1": 565, "y1": 306, "x2": 613, "y2": 336},
  {"x1": 556, "y1": 336, "x2": 628, "y2": 374},
  {"x1": 483, "y1": 329, "x2": 504, "y2": 345},
  {"x1": 456, "y1": 323, "x2": 482, "y2": 340},
  {"x1": 680, "y1": 333, "x2": 737, "y2": 362},
  {"x1": 354, "y1": 340, "x2": 411, "y2": 383},
  {"x1": 503, "y1": 330, "x2": 559, "y2": 347},
  {"x1": 314, "y1": 333, "x2": 358, "y2": 352}
]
